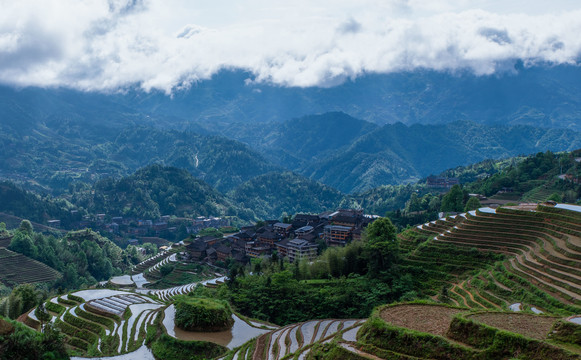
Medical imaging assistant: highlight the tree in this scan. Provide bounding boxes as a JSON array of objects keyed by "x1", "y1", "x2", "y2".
[
  {"x1": 18, "y1": 220, "x2": 33, "y2": 235},
  {"x1": 439, "y1": 285, "x2": 450, "y2": 302},
  {"x1": 35, "y1": 302, "x2": 51, "y2": 331},
  {"x1": 405, "y1": 192, "x2": 422, "y2": 213},
  {"x1": 363, "y1": 217, "x2": 399, "y2": 276},
  {"x1": 547, "y1": 193, "x2": 563, "y2": 202},
  {"x1": 464, "y1": 196, "x2": 482, "y2": 212},
  {"x1": 441, "y1": 185, "x2": 464, "y2": 212},
  {"x1": 9, "y1": 232, "x2": 37, "y2": 258},
  {"x1": 8, "y1": 284, "x2": 39, "y2": 319},
  {"x1": 142, "y1": 242, "x2": 158, "y2": 256},
  {"x1": 251, "y1": 258, "x2": 262, "y2": 275},
  {"x1": 159, "y1": 264, "x2": 175, "y2": 277}
]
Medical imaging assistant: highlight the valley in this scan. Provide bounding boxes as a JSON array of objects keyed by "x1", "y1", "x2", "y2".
[
  {"x1": 2, "y1": 149, "x2": 581, "y2": 360},
  {"x1": 3, "y1": 2, "x2": 581, "y2": 359},
  {"x1": 6, "y1": 201, "x2": 581, "y2": 359}
]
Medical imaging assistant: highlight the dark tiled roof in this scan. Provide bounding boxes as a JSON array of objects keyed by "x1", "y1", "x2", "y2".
[
  {"x1": 216, "y1": 245, "x2": 232, "y2": 255},
  {"x1": 258, "y1": 231, "x2": 278, "y2": 239},
  {"x1": 187, "y1": 241, "x2": 206, "y2": 251}
]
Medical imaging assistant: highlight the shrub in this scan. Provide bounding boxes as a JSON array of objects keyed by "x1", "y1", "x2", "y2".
[
  {"x1": 174, "y1": 296, "x2": 234, "y2": 332},
  {"x1": 45, "y1": 301, "x2": 66, "y2": 315},
  {"x1": 68, "y1": 294, "x2": 85, "y2": 303},
  {"x1": 549, "y1": 320, "x2": 581, "y2": 346}
]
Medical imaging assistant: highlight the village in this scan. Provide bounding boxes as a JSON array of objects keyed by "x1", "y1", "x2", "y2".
[
  {"x1": 43, "y1": 208, "x2": 378, "y2": 266},
  {"x1": 185, "y1": 209, "x2": 378, "y2": 266}
]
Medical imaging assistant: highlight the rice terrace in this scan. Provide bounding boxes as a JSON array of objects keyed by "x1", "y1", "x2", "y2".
[
  {"x1": 3, "y1": 2, "x2": 581, "y2": 357},
  {"x1": 1, "y1": 202, "x2": 578, "y2": 359}
]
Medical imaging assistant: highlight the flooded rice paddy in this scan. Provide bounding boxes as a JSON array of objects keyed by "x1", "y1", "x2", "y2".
[{"x1": 163, "y1": 305, "x2": 270, "y2": 349}]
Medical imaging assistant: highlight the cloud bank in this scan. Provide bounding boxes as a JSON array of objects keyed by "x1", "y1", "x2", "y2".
[{"x1": 0, "y1": 0, "x2": 580, "y2": 93}]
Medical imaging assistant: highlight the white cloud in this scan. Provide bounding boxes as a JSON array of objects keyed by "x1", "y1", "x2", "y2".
[{"x1": 0, "y1": 0, "x2": 580, "y2": 92}]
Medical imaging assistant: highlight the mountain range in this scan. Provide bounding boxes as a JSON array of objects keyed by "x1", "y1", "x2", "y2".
[{"x1": 2, "y1": 66, "x2": 581, "y2": 203}]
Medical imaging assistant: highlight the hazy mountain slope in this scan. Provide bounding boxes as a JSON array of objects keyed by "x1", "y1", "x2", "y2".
[
  {"x1": 122, "y1": 65, "x2": 581, "y2": 129},
  {"x1": 73, "y1": 164, "x2": 240, "y2": 220},
  {"x1": 2, "y1": 65, "x2": 581, "y2": 132},
  {"x1": 302, "y1": 121, "x2": 581, "y2": 193},
  {"x1": 228, "y1": 171, "x2": 347, "y2": 220},
  {"x1": 202, "y1": 112, "x2": 379, "y2": 168},
  {"x1": 110, "y1": 128, "x2": 277, "y2": 192},
  {"x1": 0, "y1": 115, "x2": 277, "y2": 193}
]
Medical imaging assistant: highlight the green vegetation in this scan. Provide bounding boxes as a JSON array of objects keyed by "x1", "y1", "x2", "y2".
[
  {"x1": 8, "y1": 224, "x2": 131, "y2": 290},
  {"x1": 0, "y1": 284, "x2": 45, "y2": 320},
  {"x1": 73, "y1": 164, "x2": 238, "y2": 220},
  {"x1": 466, "y1": 150, "x2": 581, "y2": 203},
  {"x1": 228, "y1": 171, "x2": 346, "y2": 220},
  {"x1": 0, "y1": 182, "x2": 80, "y2": 229},
  {"x1": 0, "y1": 248, "x2": 61, "y2": 288},
  {"x1": 0, "y1": 316, "x2": 68, "y2": 360},
  {"x1": 151, "y1": 334, "x2": 227, "y2": 360},
  {"x1": 213, "y1": 218, "x2": 418, "y2": 325},
  {"x1": 145, "y1": 309, "x2": 227, "y2": 360},
  {"x1": 350, "y1": 304, "x2": 580, "y2": 360},
  {"x1": 174, "y1": 296, "x2": 234, "y2": 331},
  {"x1": 306, "y1": 342, "x2": 368, "y2": 359},
  {"x1": 550, "y1": 320, "x2": 581, "y2": 346},
  {"x1": 146, "y1": 262, "x2": 215, "y2": 289}
]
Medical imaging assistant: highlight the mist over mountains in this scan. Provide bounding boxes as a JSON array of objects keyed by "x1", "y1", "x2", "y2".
[
  {"x1": 2, "y1": 65, "x2": 581, "y2": 129},
  {"x1": 2, "y1": 66, "x2": 581, "y2": 197}
]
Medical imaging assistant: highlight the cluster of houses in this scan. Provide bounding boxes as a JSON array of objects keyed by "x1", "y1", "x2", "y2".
[{"x1": 186, "y1": 209, "x2": 378, "y2": 265}]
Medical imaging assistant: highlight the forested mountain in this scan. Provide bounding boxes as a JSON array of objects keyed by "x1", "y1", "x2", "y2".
[
  {"x1": 109, "y1": 128, "x2": 277, "y2": 192},
  {"x1": 72, "y1": 165, "x2": 240, "y2": 220},
  {"x1": 5, "y1": 220, "x2": 133, "y2": 290},
  {"x1": 300, "y1": 120, "x2": 581, "y2": 193},
  {"x1": 199, "y1": 112, "x2": 379, "y2": 169},
  {"x1": 227, "y1": 172, "x2": 348, "y2": 220},
  {"x1": 0, "y1": 118, "x2": 275, "y2": 193},
  {"x1": 0, "y1": 182, "x2": 78, "y2": 227},
  {"x1": 3, "y1": 65, "x2": 581, "y2": 130},
  {"x1": 3, "y1": 66, "x2": 581, "y2": 196},
  {"x1": 204, "y1": 113, "x2": 581, "y2": 193}
]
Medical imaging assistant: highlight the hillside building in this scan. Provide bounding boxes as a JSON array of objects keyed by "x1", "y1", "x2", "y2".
[
  {"x1": 324, "y1": 225, "x2": 353, "y2": 246},
  {"x1": 279, "y1": 238, "x2": 318, "y2": 262},
  {"x1": 273, "y1": 222, "x2": 293, "y2": 236}
]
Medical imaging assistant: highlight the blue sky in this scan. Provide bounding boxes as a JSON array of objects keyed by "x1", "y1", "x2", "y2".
[{"x1": 0, "y1": 0, "x2": 580, "y2": 92}]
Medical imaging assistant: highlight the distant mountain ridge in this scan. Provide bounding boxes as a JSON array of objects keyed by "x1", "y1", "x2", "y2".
[
  {"x1": 2, "y1": 65, "x2": 581, "y2": 197},
  {"x1": 3, "y1": 106, "x2": 581, "y2": 196},
  {"x1": 2, "y1": 64, "x2": 581, "y2": 130},
  {"x1": 202, "y1": 113, "x2": 581, "y2": 193}
]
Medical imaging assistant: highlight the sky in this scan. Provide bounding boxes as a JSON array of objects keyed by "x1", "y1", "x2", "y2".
[{"x1": 0, "y1": 0, "x2": 580, "y2": 93}]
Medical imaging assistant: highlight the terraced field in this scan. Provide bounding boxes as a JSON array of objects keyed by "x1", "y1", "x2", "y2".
[
  {"x1": 20, "y1": 203, "x2": 581, "y2": 359},
  {"x1": 0, "y1": 248, "x2": 61, "y2": 285},
  {"x1": 25, "y1": 290, "x2": 163, "y2": 355},
  {"x1": 150, "y1": 276, "x2": 227, "y2": 301},
  {"x1": 400, "y1": 204, "x2": 581, "y2": 317},
  {"x1": 353, "y1": 303, "x2": 581, "y2": 360},
  {"x1": 131, "y1": 247, "x2": 178, "y2": 275},
  {"x1": 23, "y1": 246, "x2": 232, "y2": 357},
  {"x1": 229, "y1": 318, "x2": 365, "y2": 360}
]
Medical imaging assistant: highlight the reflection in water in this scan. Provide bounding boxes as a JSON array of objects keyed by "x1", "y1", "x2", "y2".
[
  {"x1": 72, "y1": 289, "x2": 131, "y2": 302},
  {"x1": 163, "y1": 305, "x2": 270, "y2": 349},
  {"x1": 132, "y1": 273, "x2": 149, "y2": 288},
  {"x1": 110, "y1": 275, "x2": 133, "y2": 286},
  {"x1": 71, "y1": 345, "x2": 155, "y2": 360}
]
